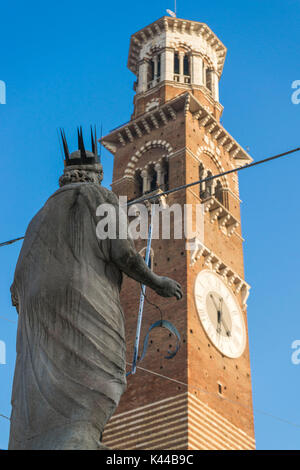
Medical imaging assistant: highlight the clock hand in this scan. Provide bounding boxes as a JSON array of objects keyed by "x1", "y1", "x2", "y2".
[
  {"x1": 210, "y1": 294, "x2": 219, "y2": 312},
  {"x1": 220, "y1": 315, "x2": 231, "y2": 337},
  {"x1": 210, "y1": 294, "x2": 222, "y2": 334},
  {"x1": 216, "y1": 297, "x2": 231, "y2": 337},
  {"x1": 218, "y1": 298, "x2": 223, "y2": 324}
]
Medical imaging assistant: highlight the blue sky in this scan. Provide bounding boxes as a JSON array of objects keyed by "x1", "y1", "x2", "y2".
[{"x1": 0, "y1": 0, "x2": 300, "y2": 450}]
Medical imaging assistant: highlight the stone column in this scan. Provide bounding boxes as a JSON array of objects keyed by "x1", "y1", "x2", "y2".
[
  {"x1": 191, "y1": 53, "x2": 203, "y2": 86},
  {"x1": 153, "y1": 55, "x2": 158, "y2": 81},
  {"x1": 179, "y1": 52, "x2": 184, "y2": 81},
  {"x1": 137, "y1": 60, "x2": 148, "y2": 93},
  {"x1": 161, "y1": 50, "x2": 166, "y2": 81},
  {"x1": 212, "y1": 71, "x2": 219, "y2": 102},
  {"x1": 199, "y1": 166, "x2": 205, "y2": 195},
  {"x1": 161, "y1": 48, "x2": 174, "y2": 82},
  {"x1": 141, "y1": 169, "x2": 150, "y2": 193},
  {"x1": 155, "y1": 162, "x2": 163, "y2": 187},
  {"x1": 202, "y1": 65, "x2": 207, "y2": 87}
]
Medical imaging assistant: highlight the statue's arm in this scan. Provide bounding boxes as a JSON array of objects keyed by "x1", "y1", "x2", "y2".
[
  {"x1": 93, "y1": 187, "x2": 182, "y2": 299},
  {"x1": 110, "y1": 237, "x2": 182, "y2": 299}
]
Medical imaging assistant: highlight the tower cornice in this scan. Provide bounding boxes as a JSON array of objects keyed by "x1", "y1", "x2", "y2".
[
  {"x1": 128, "y1": 16, "x2": 227, "y2": 76},
  {"x1": 101, "y1": 92, "x2": 252, "y2": 166}
]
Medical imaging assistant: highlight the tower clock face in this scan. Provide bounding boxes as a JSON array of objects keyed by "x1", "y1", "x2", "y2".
[{"x1": 194, "y1": 270, "x2": 246, "y2": 358}]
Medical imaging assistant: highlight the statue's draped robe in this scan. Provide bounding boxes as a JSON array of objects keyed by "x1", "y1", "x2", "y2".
[{"x1": 9, "y1": 183, "x2": 126, "y2": 450}]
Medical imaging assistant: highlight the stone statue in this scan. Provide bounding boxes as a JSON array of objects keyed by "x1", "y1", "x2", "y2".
[{"x1": 8, "y1": 128, "x2": 182, "y2": 450}]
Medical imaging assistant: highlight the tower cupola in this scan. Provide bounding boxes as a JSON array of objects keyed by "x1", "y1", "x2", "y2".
[{"x1": 128, "y1": 16, "x2": 227, "y2": 118}]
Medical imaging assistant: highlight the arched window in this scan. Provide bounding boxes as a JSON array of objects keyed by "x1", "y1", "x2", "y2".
[
  {"x1": 199, "y1": 164, "x2": 228, "y2": 206},
  {"x1": 143, "y1": 165, "x2": 158, "y2": 193}
]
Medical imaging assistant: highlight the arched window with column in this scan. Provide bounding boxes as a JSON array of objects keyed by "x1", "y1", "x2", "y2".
[
  {"x1": 147, "y1": 55, "x2": 162, "y2": 88},
  {"x1": 198, "y1": 159, "x2": 229, "y2": 207}
]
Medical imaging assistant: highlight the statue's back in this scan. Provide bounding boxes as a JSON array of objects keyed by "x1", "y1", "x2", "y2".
[{"x1": 9, "y1": 183, "x2": 126, "y2": 450}]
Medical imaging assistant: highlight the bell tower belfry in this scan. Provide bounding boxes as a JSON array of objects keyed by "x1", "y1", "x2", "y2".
[
  {"x1": 102, "y1": 16, "x2": 256, "y2": 450},
  {"x1": 128, "y1": 16, "x2": 223, "y2": 121}
]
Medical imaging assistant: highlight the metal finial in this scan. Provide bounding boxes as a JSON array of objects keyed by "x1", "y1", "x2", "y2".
[
  {"x1": 77, "y1": 126, "x2": 87, "y2": 161},
  {"x1": 60, "y1": 128, "x2": 70, "y2": 162},
  {"x1": 99, "y1": 123, "x2": 103, "y2": 161},
  {"x1": 94, "y1": 125, "x2": 98, "y2": 159},
  {"x1": 91, "y1": 125, "x2": 98, "y2": 157}
]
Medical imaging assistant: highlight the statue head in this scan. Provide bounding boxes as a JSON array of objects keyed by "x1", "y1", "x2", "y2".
[{"x1": 59, "y1": 127, "x2": 103, "y2": 187}]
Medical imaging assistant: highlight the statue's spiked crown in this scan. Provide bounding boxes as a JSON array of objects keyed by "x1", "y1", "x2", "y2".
[{"x1": 60, "y1": 126, "x2": 100, "y2": 167}]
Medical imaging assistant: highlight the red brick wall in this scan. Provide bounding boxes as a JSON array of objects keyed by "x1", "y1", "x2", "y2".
[{"x1": 102, "y1": 87, "x2": 255, "y2": 449}]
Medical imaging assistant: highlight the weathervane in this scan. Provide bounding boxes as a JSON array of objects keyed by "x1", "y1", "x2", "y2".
[{"x1": 166, "y1": 0, "x2": 177, "y2": 17}]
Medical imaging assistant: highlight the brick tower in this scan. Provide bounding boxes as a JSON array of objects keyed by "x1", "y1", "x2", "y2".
[{"x1": 101, "y1": 16, "x2": 255, "y2": 450}]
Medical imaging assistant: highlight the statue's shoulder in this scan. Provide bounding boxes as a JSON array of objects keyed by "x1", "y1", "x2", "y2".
[
  {"x1": 49, "y1": 183, "x2": 119, "y2": 206},
  {"x1": 79, "y1": 183, "x2": 119, "y2": 206}
]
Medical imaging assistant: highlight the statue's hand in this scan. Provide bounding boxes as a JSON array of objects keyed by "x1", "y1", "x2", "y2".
[{"x1": 154, "y1": 277, "x2": 183, "y2": 300}]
